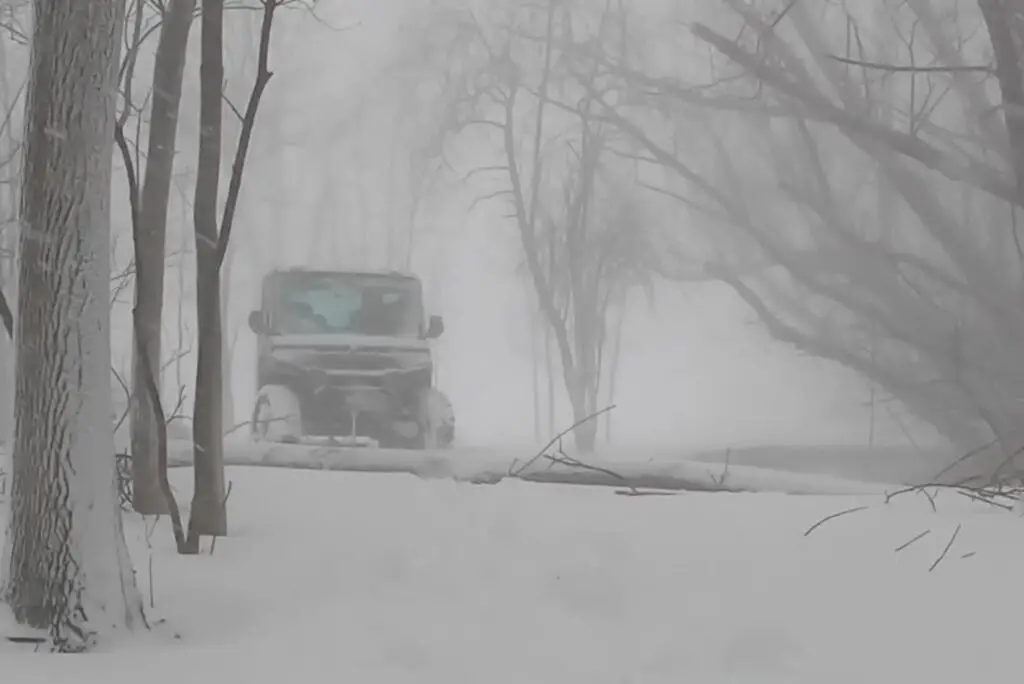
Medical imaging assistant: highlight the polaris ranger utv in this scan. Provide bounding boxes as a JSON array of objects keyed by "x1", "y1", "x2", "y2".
[{"x1": 247, "y1": 268, "x2": 455, "y2": 449}]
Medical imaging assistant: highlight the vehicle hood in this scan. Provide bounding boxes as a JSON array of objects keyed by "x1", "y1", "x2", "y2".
[
  {"x1": 268, "y1": 333, "x2": 431, "y2": 372},
  {"x1": 269, "y1": 333, "x2": 430, "y2": 353}
]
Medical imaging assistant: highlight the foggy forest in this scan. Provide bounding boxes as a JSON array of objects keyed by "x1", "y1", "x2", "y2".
[{"x1": 0, "y1": 0, "x2": 1022, "y2": 681}]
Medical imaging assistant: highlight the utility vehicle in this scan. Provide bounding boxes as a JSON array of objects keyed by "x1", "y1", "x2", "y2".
[{"x1": 248, "y1": 268, "x2": 454, "y2": 449}]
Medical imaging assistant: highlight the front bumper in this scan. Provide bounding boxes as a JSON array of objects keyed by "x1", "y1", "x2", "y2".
[{"x1": 302, "y1": 368, "x2": 429, "y2": 445}]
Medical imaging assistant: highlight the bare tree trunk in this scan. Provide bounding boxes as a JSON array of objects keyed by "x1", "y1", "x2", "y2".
[
  {"x1": 189, "y1": 0, "x2": 276, "y2": 537},
  {"x1": 220, "y1": 239, "x2": 235, "y2": 433},
  {"x1": 403, "y1": 163, "x2": 427, "y2": 272},
  {"x1": 1, "y1": 0, "x2": 144, "y2": 650},
  {"x1": 190, "y1": 0, "x2": 228, "y2": 538},
  {"x1": 0, "y1": 240, "x2": 14, "y2": 452},
  {"x1": 217, "y1": 10, "x2": 259, "y2": 435},
  {"x1": 0, "y1": 257, "x2": 12, "y2": 452},
  {"x1": 531, "y1": 310, "x2": 541, "y2": 442},
  {"x1": 175, "y1": 220, "x2": 188, "y2": 392},
  {"x1": 605, "y1": 308, "x2": 624, "y2": 445},
  {"x1": 567, "y1": 381, "x2": 598, "y2": 452},
  {"x1": 130, "y1": 0, "x2": 196, "y2": 515},
  {"x1": 0, "y1": 35, "x2": 20, "y2": 452},
  {"x1": 544, "y1": 322, "x2": 555, "y2": 435}
]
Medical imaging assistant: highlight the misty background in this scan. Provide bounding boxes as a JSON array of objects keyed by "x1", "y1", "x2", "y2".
[{"x1": 65, "y1": 0, "x2": 943, "y2": 453}]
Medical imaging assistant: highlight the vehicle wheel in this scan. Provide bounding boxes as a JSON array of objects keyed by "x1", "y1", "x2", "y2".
[
  {"x1": 251, "y1": 384, "x2": 303, "y2": 443},
  {"x1": 415, "y1": 388, "x2": 455, "y2": 450}
]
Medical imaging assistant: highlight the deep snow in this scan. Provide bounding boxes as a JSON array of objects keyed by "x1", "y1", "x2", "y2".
[{"x1": 1, "y1": 465, "x2": 1021, "y2": 683}]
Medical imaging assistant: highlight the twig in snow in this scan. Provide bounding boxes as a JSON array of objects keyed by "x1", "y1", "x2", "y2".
[
  {"x1": 803, "y1": 506, "x2": 869, "y2": 537},
  {"x1": 542, "y1": 445, "x2": 638, "y2": 495},
  {"x1": 894, "y1": 529, "x2": 930, "y2": 553},
  {"x1": 884, "y1": 481, "x2": 1021, "y2": 512},
  {"x1": 929, "y1": 436, "x2": 1024, "y2": 489},
  {"x1": 509, "y1": 405, "x2": 616, "y2": 477},
  {"x1": 708, "y1": 447, "x2": 732, "y2": 488},
  {"x1": 929, "y1": 524, "x2": 962, "y2": 572}
]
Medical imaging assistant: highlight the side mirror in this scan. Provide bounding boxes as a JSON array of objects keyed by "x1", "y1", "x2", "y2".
[
  {"x1": 248, "y1": 310, "x2": 269, "y2": 334},
  {"x1": 425, "y1": 314, "x2": 445, "y2": 339}
]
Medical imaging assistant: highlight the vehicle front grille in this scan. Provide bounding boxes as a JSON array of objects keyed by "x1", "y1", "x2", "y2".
[
  {"x1": 316, "y1": 353, "x2": 400, "y2": 371},
  {"x1": 326, "y1": 374, "x2": 386, "y2": 389}
]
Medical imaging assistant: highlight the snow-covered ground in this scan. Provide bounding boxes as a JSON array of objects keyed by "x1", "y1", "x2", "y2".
[{"x1": 2, "y1": 466, "x2": 1021, "y2": 683}]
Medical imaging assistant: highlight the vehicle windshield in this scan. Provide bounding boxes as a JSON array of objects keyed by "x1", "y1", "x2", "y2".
[{"x1": 266, "y1": 272, "x2": 423, "y2": 338}]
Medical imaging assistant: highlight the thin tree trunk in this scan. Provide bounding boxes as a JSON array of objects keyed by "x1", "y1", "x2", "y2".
[
  {"x1": 544, "y1": 322, "x2": 555, "y2": 435},
  {"x1": 175, "y1": 218, "x2": 188, "y2": 392},
  {"x1": 2, "y1": 0, "x2": 144, "y2": 649},
  {"x1": 605, "y1": 307, "x2": 624, "y2": 445},
  {"x1": 403, "y1": 169, "x2": 426, "y2": 272},
  {"x1": 190, "y1": 0, "x2": 227, "y2": 538},
  {"x1": 568, "y1": 384, "x2": 598, "y2": 453},
  {"x1": 216, "y1": 10, "x2": 257, "y2": 434},
  {"x1": 189, "y1": 0, "x2": 275, "y2": 536},
  {"x1": 385, "y1": 132, "x2": 399, "y2": 267},
  {"x1": 531, "y1": 310, "x2": 541, "y2": 442},
  {"x1": 220, "y1": 235, "x2": 235, "y2": 432},
  {"x1": 130, "y1": 0, "x2": 196, "y2": 515}
]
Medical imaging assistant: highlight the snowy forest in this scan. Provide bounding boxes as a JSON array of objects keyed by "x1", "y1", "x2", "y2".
[{"x1": 1, "y1": 0, "x2": 1023, "y2": 680}]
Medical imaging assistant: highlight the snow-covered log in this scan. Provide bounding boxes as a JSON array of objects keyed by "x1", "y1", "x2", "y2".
[
  {"x1": 0, "y1": 0, "x2": 144, "y2": 652},
  {"x1": 166, "y1": 440, "x2": 889, "y2": 496}
]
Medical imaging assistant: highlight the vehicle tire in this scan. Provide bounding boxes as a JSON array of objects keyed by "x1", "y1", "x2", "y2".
[
  {"x1": 415, "y1": 388, "x2": 455, "y2": 450},
  {"x1": 251, "y1": 384, "x2": 303, "y2": 443}
]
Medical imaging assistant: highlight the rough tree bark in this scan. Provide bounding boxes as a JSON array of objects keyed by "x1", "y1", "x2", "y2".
[
  {"x1": 1, "y1": 0, "x2": 145, "y2": 650},
  {"x1": 130, "y1": 0, "x2": 197, "y2": 515},
  {"x1": 0, "y1": 34, "x2": 20, "y2": 450}
]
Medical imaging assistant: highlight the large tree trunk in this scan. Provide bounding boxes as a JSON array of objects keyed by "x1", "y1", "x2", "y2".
[
  {"x1": 566, "y1": 375, "x2": 598, "y2": 453},
  {"x1": 1, "y1": 0, "x2": 144, "y2": 650},
  {"x1": 190, "y1": 0, "x2": 227, "y2": 538},
  {"x1": 0, "y1": 250, "x2": 14, "y2": 452},
  {"x1": 0, "y1": 34, "x2": 19, "y2": 452},
  {"x1": 130, "y1": 0, "x2": 197, "y2": 515}
]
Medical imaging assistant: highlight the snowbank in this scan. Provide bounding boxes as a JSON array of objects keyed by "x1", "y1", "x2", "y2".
[
  {"x1": 1, "y1": 466, "x2": 1021, "y2": 683},
  {"x1": 165, "y1": 439, "x2": 890, "y2": 496}
]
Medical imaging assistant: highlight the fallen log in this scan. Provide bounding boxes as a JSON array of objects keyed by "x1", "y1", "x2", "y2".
[{"x1": 164, "y1": 439, "x2": 889, "y2": 496}]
